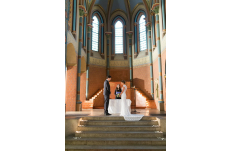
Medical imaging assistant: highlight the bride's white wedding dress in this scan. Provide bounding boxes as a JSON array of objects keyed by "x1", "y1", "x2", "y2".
[{"x1": 120, "y1": 84, "x2": 144, "y2": 121}]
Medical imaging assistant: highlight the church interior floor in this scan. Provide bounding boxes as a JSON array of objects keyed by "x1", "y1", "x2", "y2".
[{"x1": 65, "y1": 109, "x2": 166, "y2": 119}]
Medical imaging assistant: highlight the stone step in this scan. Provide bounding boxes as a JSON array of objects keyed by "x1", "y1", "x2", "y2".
[
  {"x1": 65, "y1": 137, "x2": 166, "y2": 146},
  {"x1": 65, "y1": 145, "x2": 166, "y2": 151},
  {"x1": 75, "y1": 131, "x2": 163, "y2": 138},
  {"x1": 79, "y1": 120, "x2": 158, "y2": 126},
  {"x1": 77, "y1": 125, "x2": 161, "y2": 132},
  {"x1": 81, "y1": 116, "x2": 156, "y2": 121}
]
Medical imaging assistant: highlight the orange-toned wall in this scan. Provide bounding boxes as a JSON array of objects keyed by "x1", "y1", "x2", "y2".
[
  {"x1": 133, "y1": 64, "x2": 152, "y2": 99},
  {"x1": 152, "y1": 50, "x2": 166, "y2": 111},
  {"x1": 153, "y1": 56, "x2": 159, "y2": 109},
  {"x1": 109, "y1": 68, "x2": 130, "y2": 81},
  {"x1": 65, "y1": 66, "x2": 77, "y2": 111},
  {"x1": 161, "y1": 50, "x2": 166, "y2": 111},
  {"x1": 88, "y1": 65, "x2": 106, "y2": 99},
  {"x1": 80, "y1": 72, "x2": 86, "y2": 101}
]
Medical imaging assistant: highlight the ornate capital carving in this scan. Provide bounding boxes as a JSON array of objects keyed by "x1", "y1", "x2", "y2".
[
  {"x1": 87, "y1": 24, "x2": 93, "y2": 32},
  {"x1": 151, "y1": 3, "x2": 159, "y2": 14},
  {"x1": 145, "y1": 22, "x2": 152, "y2": 30},
  {"x1": 79, "y1": 5, "x2": 87, "y2": 16},
  {"x1": 126, "y1": 31, "x2": 133, "y2": 39},
  {"x1": 105, "y1": 32, "x2": 112, "y2": 39}
]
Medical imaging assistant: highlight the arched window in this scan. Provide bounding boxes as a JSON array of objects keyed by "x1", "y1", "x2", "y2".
[
  {"x1": 92, "y1": 16, "x2": 99, "y2": 51},
  {"x1": 139, "y1": 15, "x2": 147, "y2": 51},
  {"x1": 115, "y1": 21, "x2": 123, "y2": 54}
]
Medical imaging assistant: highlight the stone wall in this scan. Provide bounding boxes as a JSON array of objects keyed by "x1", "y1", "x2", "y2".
[
  {"x1": 65, "y1": 66, "x2": 77, "y2": 111},
  {"x1": 109, "y1": 68, "x2": 130, "y2": 81},
  {"x1": 133, "y1": 64, "x2": 152, "y2": 99},
  {"x1": 88, "y1": 65, "x2": 106, "y2": 99}
]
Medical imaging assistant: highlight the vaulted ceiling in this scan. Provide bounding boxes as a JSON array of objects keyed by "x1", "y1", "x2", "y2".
[{"x1": 93, "y1": 0, "x2": 145, "y2": 16}]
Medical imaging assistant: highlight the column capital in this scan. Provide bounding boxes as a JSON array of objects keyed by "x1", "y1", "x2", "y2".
[
  {"x1": 145, "y1": 22, "x2": 152, "y2": 30},
  {"x1": 126, "y1": 31, "x2": 133, "y2": 38},
  {"x1": 87, "y1": 24, "x2": 93, "y2": 32},
  {"x1": 79, "y1": 5, "x2": 87, "y2": 16},
  {"x1": 87, "y1": 24, "x2": 93, "y2": 28},
  {"x1": 151, "y1": 3, "x2": 159, "y2": 15},
  {"x1": 105, "y1": 32, "x2": 112, "y2": 35},
  {"x1": 105, "y1": 32, "x2": 112, "y2": 39}
]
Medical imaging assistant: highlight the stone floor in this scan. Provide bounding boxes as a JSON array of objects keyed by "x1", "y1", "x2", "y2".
[
  {"x1": 65, "y1": 109, "x2": 166, "y2": 119},
  {"x1": 65, "y1": 114, "x2": 166, "y2": 151}
]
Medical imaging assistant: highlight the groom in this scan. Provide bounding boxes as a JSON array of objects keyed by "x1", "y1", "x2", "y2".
[{"x1": 103, "y1": 75, "x2": 112, "y2": 115}]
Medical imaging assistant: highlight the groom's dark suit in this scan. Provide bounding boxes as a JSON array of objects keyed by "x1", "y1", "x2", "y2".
[{"x1": 103, "y1": 79, "x2": 111, "y2": 114}]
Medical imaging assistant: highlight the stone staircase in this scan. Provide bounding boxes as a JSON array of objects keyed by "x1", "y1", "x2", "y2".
[
  {"x1": 82, "y1": 89, "x2": 103, "y2": 109},
  {"x1": 65, "y1": 116, "x2": 166, "y2": 151},
  {"x1": 136, "y1": 88, "x2": 157, "y2": 109}
]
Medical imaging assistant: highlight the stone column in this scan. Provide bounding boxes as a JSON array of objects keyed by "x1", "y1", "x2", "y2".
[
  {"x1": 72, "y1": 0, "x2": 77, "y2": 38},
  {"x1": 161, "y1": 0, "x2": 166, "y2": 33},
  {"x1": 126, "y1": 31, "x2": 133, "y2": 87},
  {"x1": 151, "y1": 12, "x2": 156, "y2": 48},
  {"x1": 153, "y1": 2, "x2": 164, "y2": 110},
  {"x1": 76, "y1": 5, "x2": 86, "y2": 111},
  {"x1": 134, "y1": 23, "x2": 138, "y2": 58},
  {"x1": 99, "y1": 24, "x2": 104, "y2": 58},
  {"x1": 124, "y1": 25, "x2": 127, "y2": 58},
  {"x1": 105, "y1": 32, "x2": 112, "y2": 76},
  {"x1": 146, "y1": 22, "x2": 154, "y2": 99},
  {"x1": 83, "y1": 13, "x2": 87, "y2": 51},
  {"x1": 85, "y1": 24, "x2": 92, "y2": 100}
]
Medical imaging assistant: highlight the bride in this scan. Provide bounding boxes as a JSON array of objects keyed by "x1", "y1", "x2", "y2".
[{"x1": 119, "y1": 80, "x2": 143, "y2": 121}]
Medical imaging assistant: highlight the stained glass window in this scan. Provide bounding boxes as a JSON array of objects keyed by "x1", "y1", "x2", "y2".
[
  {"x1": 115, "y1": 21, "x2": 123, "y2": 54},
  {"x1": 139, "y1": 15, "x2": 147, "y2": 51},
  {"x1": 92, "y1": 16, "x2": 99, "y2": 51}
]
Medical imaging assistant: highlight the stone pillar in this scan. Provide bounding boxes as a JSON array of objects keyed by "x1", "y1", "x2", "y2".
[
  {"x1": 83, "y1": 13, "x2": 87, "y2": 51},
  {"x1": 111, "y1": 25, "x2": 115, "y2": 60},
  {"x1": 86, "y1": 24, "x2": 93, "y2": 100},
  {"x1": 153, "y1": 2, "x2": 164, "y2": 110},
  {"x1": 76, "y1": 5, "x2": 86, "y2": 111},
  {"x1": 151, "y1": 12, "x2": 156, "y2": 48},
  {"x1": 100, "y1": 24, "x2": 104, "y2": 57},
  {"x1": 146, "y1": 22, "x2": 154, "y2": 99},
  {"x1": 65, "y1": 0, "x2": 70, "y2": 113},
  {"x1": 134, "y1": 23, "x2": 138, "y2": 58},
  {"x1": 72, "y1": 0, "x2": 77, "y2": 38},
  {"x1": 161, "y1": 0, "x2": 166, "y2": 33},
  {"x1": 126, "y1": 31, "x2": 133, "y2": 87},
  {"x1": 105, "y1": 32, "x2": 112, "y2": 76},
  {"x1": 65, "y1": 0, "x2": 70, "y2": 71},
  {"x1": 124, "y1": 25, "x2": 127, "y2": 57}
]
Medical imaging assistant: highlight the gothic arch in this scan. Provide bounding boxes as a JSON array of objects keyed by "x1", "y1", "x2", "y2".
[
  {"x1": 110, "y1": 15, "x2": 127, "y2": 58},
  {"x1": 91, "y1": 10, "x2": 104, "y2": 54},
  {"x1": 133, "y1": 9, "x2": 147, "y2": 57}
]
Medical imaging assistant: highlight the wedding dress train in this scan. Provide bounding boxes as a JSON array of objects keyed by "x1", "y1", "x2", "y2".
[{"x1": 120, "y1": 84, "x2": 144, "y2": 121}]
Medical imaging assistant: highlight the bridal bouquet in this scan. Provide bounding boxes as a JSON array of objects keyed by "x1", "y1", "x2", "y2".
[{"x1": 116, "y1": 92, "x2": 121, "y2": 97}]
